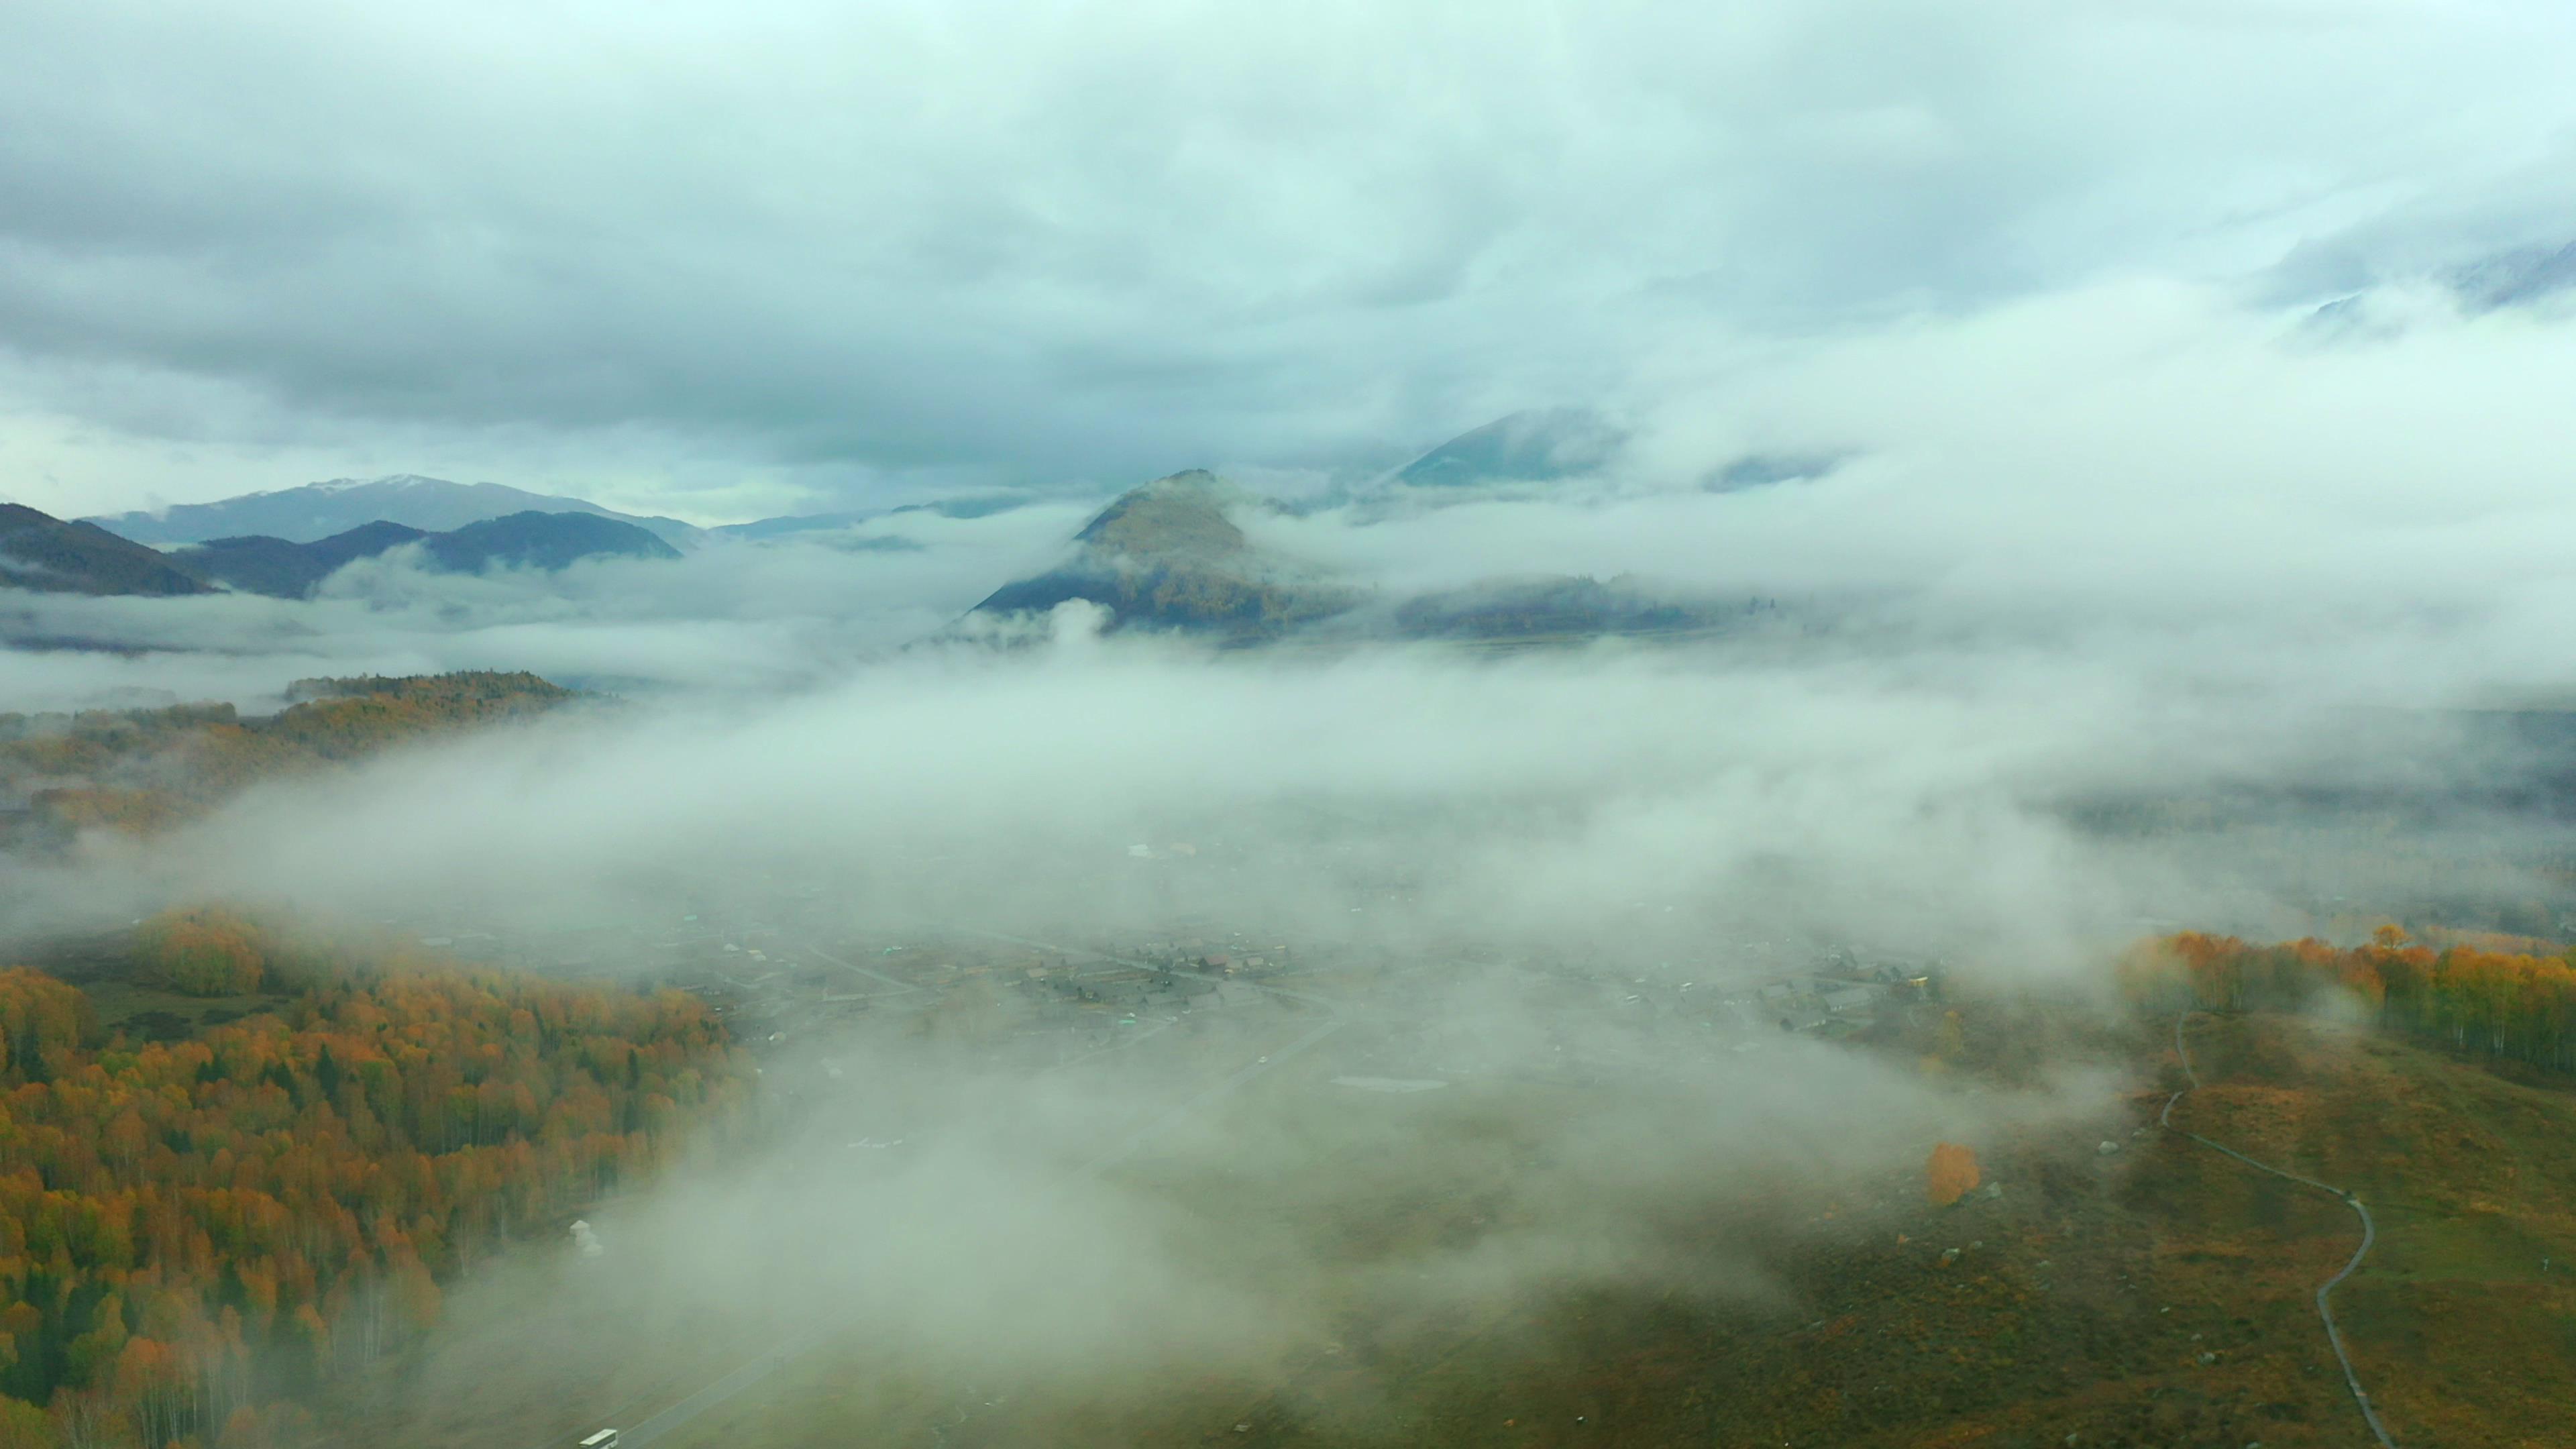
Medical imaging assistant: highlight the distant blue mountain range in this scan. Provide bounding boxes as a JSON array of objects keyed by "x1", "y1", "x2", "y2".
[{"x1": 86, "y1": 475, "x2": 705, "y2": 551}]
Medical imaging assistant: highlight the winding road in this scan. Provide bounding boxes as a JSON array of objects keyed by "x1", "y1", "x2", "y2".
[{"x1": 2160, "y1": 1010, "x2": 2398, "y2": 1449}]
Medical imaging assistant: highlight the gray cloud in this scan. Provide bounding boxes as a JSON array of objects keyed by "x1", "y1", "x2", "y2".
[
  {"x1": 5, "y1": 1, "x2": 2574, "y2": 518},
  {"x1": 13, "y1": 273, "x2": 2576, "y2": 717}
]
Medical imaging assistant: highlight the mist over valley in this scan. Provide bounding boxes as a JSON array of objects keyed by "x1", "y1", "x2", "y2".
[{"x1": 9, "y1": 4, "x2": 2576, "y2": 1446}]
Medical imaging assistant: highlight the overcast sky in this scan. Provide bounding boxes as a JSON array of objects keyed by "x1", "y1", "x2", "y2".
[{"x1": 3, "y1": 0, "x2": 2573, "y2": 523}]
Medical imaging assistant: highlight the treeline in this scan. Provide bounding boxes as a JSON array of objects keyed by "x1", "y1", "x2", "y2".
[
  {"x1": 0, "y1": 673, "x2": 576, "y2": 847},
  {"x1": 0, "y1": 911, "x2": 737, "y2": 1447},
  {"x1": 2131, "y1": 928, "x2": 2576, "y2": 1075}
]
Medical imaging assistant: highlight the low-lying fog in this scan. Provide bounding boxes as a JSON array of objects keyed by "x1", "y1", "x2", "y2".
[{"x1": 8, "y1": 276, "x2": 2576, "y2": 1438}]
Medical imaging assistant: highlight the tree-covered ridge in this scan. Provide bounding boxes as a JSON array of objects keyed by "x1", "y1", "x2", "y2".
[
  {"x1": 0, "y1": 673, "x2": 578, "y2": 847},
  {"x1": 0, "y1": 506, "x2": 212, "y2": 599},
  {"x1": 258, "y1": 672, "x2": 574, "y2": 762},
  {"x1": 2130, "y1": 928, "x2": 2576, "y2": 1075},
  {"x1": 0, "y1": 912, "x2": 737, "y2": 1447}
]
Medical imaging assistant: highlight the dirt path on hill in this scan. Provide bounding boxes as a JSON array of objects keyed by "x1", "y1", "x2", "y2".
[{"x1": 2162, "y1": 1010, "x2": 2398, "y2": 1449}]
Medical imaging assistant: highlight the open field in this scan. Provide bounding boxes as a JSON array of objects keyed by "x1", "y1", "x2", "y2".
[
  {"x1": 22, "y1": 928, "x2": 294, "y2": 1039},
  {"x1": 2169, "y1": 1014, "x2": 2576, "y2": 1448}
]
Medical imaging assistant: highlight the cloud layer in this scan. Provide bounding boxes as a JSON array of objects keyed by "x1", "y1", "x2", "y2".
[{"x1": 5, "y1": 1, "x2": 2574, "y2": 517}]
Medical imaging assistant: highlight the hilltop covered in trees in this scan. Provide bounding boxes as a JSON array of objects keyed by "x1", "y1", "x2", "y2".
[
  {"x1": 0, "y1": 673, "x2": 578, "y2": 847},
  {"x1": 0, "y1": 909, "x2": 739, "y2": 1447},
  {"x1": 2130, "y1": 928, "x2": 2576, "y2": 1075}
]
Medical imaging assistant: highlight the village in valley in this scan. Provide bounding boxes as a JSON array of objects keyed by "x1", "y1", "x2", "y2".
[{"x1": 380, "y1": 861, "x2": 1950, "y2": 1114}]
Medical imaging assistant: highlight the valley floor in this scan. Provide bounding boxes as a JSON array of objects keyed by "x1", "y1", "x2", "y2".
[{"x1": 334, "y1": 1008, "x2": 2576, "y2": 1449}]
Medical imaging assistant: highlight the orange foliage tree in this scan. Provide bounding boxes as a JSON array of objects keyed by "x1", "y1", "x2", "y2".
[
  {"x1": 1925, "y1": 1142, "x2": 1981, "y2": 1207},
  {"x1": 137, "y1": 908, "x2": 266, "y2": 996},
  {"x1": 2130, "y1": 928, "x2": 2576, "y2": 1074}
]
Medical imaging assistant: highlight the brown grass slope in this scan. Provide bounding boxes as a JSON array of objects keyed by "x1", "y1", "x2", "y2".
[{"x1": 2168, "y1": 1012, "x2": 2576, "y2": 1449}]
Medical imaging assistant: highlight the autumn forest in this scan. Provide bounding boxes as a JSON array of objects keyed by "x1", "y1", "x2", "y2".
[{"x1": 0, "y1": 910, "x2": 739, "y2": 1448}]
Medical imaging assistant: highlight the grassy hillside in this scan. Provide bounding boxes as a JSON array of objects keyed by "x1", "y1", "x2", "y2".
[
  {"x1": 2168, "y1": 1012, "x2": 2576, "y2": 1447},
  {"x1": 973, "y1": 472, "x2": 1362, "y2": 642}
]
